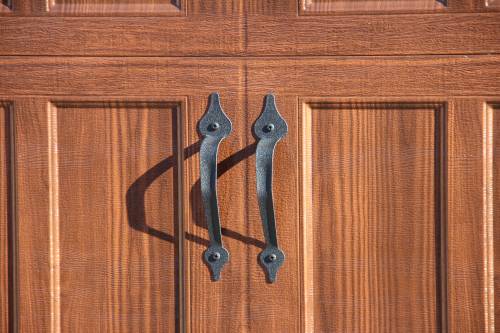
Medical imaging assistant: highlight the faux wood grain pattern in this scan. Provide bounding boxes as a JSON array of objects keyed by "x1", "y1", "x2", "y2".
[
  {"x1": 446, "y1": 100, "x2": 494, "y2": 333},
  {"x1": 300, "y1": 101, "x2": 443, "y2": 332},
  {"x1": 0, "y1": 18, "x2": 244, "y2": 54},
  {"x1": 183, "y1": 92, "x2": 301, "y2": 333},
  {"x1": 0, "y1": 14, "x2": 499, "y2": 55},
  {"x1": 246, "y1": 56, "x2": 500, "y2": 97},
  {"x1": 250, "y1": 0, "x2": 483, "y2": 12},
  {"x1": 492, "y1": 102, "x2": 500, "y2": 330},
  {"x1": 48, "y1": 0, "x2": 183, "y2": 14},
  {"x1": 0, "y1": 58, "x2": 245, "y2": 96},
  {"x1": 0, "y1": 57, "x2": 498, "y2": 97},
  {"x1": 246, "y1": 14, "x2": 500, "y2": 56},
  {"x1": 300, "y1": 0, "x2": 446, "y2": 13},
  {"x1": 14, "y1": 99, "x2": 184, "y2": 332},
  {"x1": 1, "y1": 0, "x2": 242, "y2": 14},
  {"x1": 0, "y1": 103, "x2": 12, "y2": 333}
]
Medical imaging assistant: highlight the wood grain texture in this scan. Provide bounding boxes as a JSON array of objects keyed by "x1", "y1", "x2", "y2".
[
  {"x1": 492, "y1": 102, "x2": 500, "y2": 331},
  {"x1": 0, "y1": 17, "x2": 244, "y2": 54},
  {"x1": 300, "y1": 0, "x2": 446, "y2": 13},
  {"x1": 6, "y1": 62, "x2": 244, "y2": 332},
  {"x1": 14, "y1": 99, "x2": 184, "y2": 332},
  {"x1": 300, "y1": 101, "x2": 443, "y2": 332},
  {"x1": 47, "y1": 0, "x2": 183, "y2": 15},
  {"x1": 0, "y1": 58, "x2": 245, "y2": 96},
  {"x1": 251, "y1": 0, "x2": 486, "y2": 12},
  {"x1": 1, "y1": 0, "x2": 242, "y2": 14},
  {"x1": 446, "y1": 99, "x2": 494, "y2": 333},
  {"x1": 0, "y1": 14, "x2": 499, "y2": 55},
  {"x1": 183, "y1": 92, "x2": 301, "y2": 333},
  {"x1": 0, "y1": 102, "x2": 12, "y2": 333},
  {"x1": 246, "y1": 56, "x2": 500, "y2": 97},
  {"x1": 0, "y1": 56, "x2": 498, "y2": 97},
  {"x1": 246, "y1": 14, "x2": 500, "y2": 56},
  {"x1": 226, "y1": 85, "x2": 495, "y2": 333}
]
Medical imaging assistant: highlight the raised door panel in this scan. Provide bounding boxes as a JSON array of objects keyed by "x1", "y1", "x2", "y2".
[
  {"x1": 14, "y1": 99, "x2": 183, "y2": 332},
  {"x1": 300, "y1": 101, "x2": 444, "y2": 332},
  {"x1": 300, "y1": 0, "x2": 446, "y2": 12},
  {"x1": 47, "y1": 0, "x2": 183, "y2": 14},
  {"x1": 0, "y1": 0, "x2": 243, "y2": 56}
]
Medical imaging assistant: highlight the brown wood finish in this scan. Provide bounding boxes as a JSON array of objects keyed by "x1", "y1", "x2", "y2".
[
  {"x1": 0, "y1": 55, "x2": 497, "y2": 331},
  {"x1": 0, "y1": 56, "x2": 498, "y2": 97},
  {"x1": 13, "y1": 99, "x2": 185, "y2": 332},
  {"x1": 493, "y1": 102, "x2": 500, "y2": 330},
  {"x1": 446, "y1": 99, "x2": 494, "y2": 332},
  {"x1": 0, "y1": 103, "x2": 11, "y2": 333},
  {"x1": 0, "y1": 0, "x2": 499, "y2": 331},
  {"x1": 0, "y1": 14, "x2": 499, "y2": 56},
  {"x1": 300, "y1": 0, "x2": 446, "y2": 12},
  {"x1": 47, "y1": 0, "x2": 183, "y2": 14},
  {"x1": 245, "y1": 56, "x2": 499, "y2": 331},
  {"x1": 301, "y1": 101, "x2": 443, "y2": 332}
]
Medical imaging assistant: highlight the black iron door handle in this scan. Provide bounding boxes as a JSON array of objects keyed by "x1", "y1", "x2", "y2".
[
  {"x1": 198, "y1": 93, "x2": 232, "y2": 281},
  {"x1": 253, "y1": 94, "x2": 288, "y2": 283}
]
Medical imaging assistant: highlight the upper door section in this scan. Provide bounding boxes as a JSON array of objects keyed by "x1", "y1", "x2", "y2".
[
  {"x1": 0, "y1": 0, "x2": 246, "y2": 56},
  {"x1": 0, "y1": 0, "x2": 499, "y2": 56}
]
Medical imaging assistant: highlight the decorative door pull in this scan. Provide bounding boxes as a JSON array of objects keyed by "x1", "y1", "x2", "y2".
[
  {"x1": 198, "y1": 92, "x2": 232, "y2": 281},
  {"x1": 253, "y1": 94, "x2": 288, "y2": 283}
]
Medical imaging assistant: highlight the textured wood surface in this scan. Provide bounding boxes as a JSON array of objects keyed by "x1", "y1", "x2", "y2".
[
  {"x1": 182, "y1": 93, "x2": 301, "y2": 333},
  {"x1": 0, "y1": 56, "x2": 498, "y2": 97},
  {"x1": 300, "y1": 102, "x2": 442, "y2": 332},
  {"x1": 14, "y1": 100, "x2": 184, "y2": 332},
  {"x1": 493, "y1": 103, "x2": 500, "y2": 330},
  {"x1": 0, "y1": 0, "x2": 499, "y2": 328},
  {"x1": 246, "y1": 56, "x2": 500, "y2": 96},
  {"x1": 445, "y1": 99, "x2": 495, "y2": 332},
  {"x1": 300, "y1": 0, "x2": 446, "y2": 12},
  {"x1": 0, "y1": 103, "x2": 11, "y2": 333},
  {"x1": 0, "y1": 57, "x2": 498, "y2": 331},
  {"x1": 0, "y1": 14, "x2": 498, "y2": 55}
]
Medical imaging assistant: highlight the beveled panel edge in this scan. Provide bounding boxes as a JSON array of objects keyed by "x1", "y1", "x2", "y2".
[
  {"x1": 0, "y1": 0, "x2": 11, "y2": 11},
  {"x1": 0, "y1": 101, "x2": 15, "y2": 333},
  {"x1": 486, "y1": 101, "x2": 499, "y2": 333}
]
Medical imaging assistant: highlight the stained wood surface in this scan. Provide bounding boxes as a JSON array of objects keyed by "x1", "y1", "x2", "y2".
[
  {"x1": 0, "y1": 0, "x2": 499, "y2": 328},
  {"x1": 0, "y1": 57, "x2": 499, "y2": 332},
  {"x1": 300, "y1": 0, "x2": 446, "y2": 12},
  {"x1": 13, "y1": 100, "x2": 184, "y2": 332},
  {"x1": 493, "y1": 103, "x2": 500, "y2": 329},
  {"x1": 0, "y1": 14, "x2": 498, "y2": 55},
  {"x1": 0, "y1": 103, "x2": 10, "y2": 333},
  {"x1": 0, "y1": 56, "x2": 499, "y2": 97},
  {"x1": 445, "y1": 99, "x2": 495, "y2": 332},
  {"x1": 182, "y1": 93, "x2": 301, "y2": 333},
  {"x1": 300, "y1": 102, "x2": 441, "y2": 332}
]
